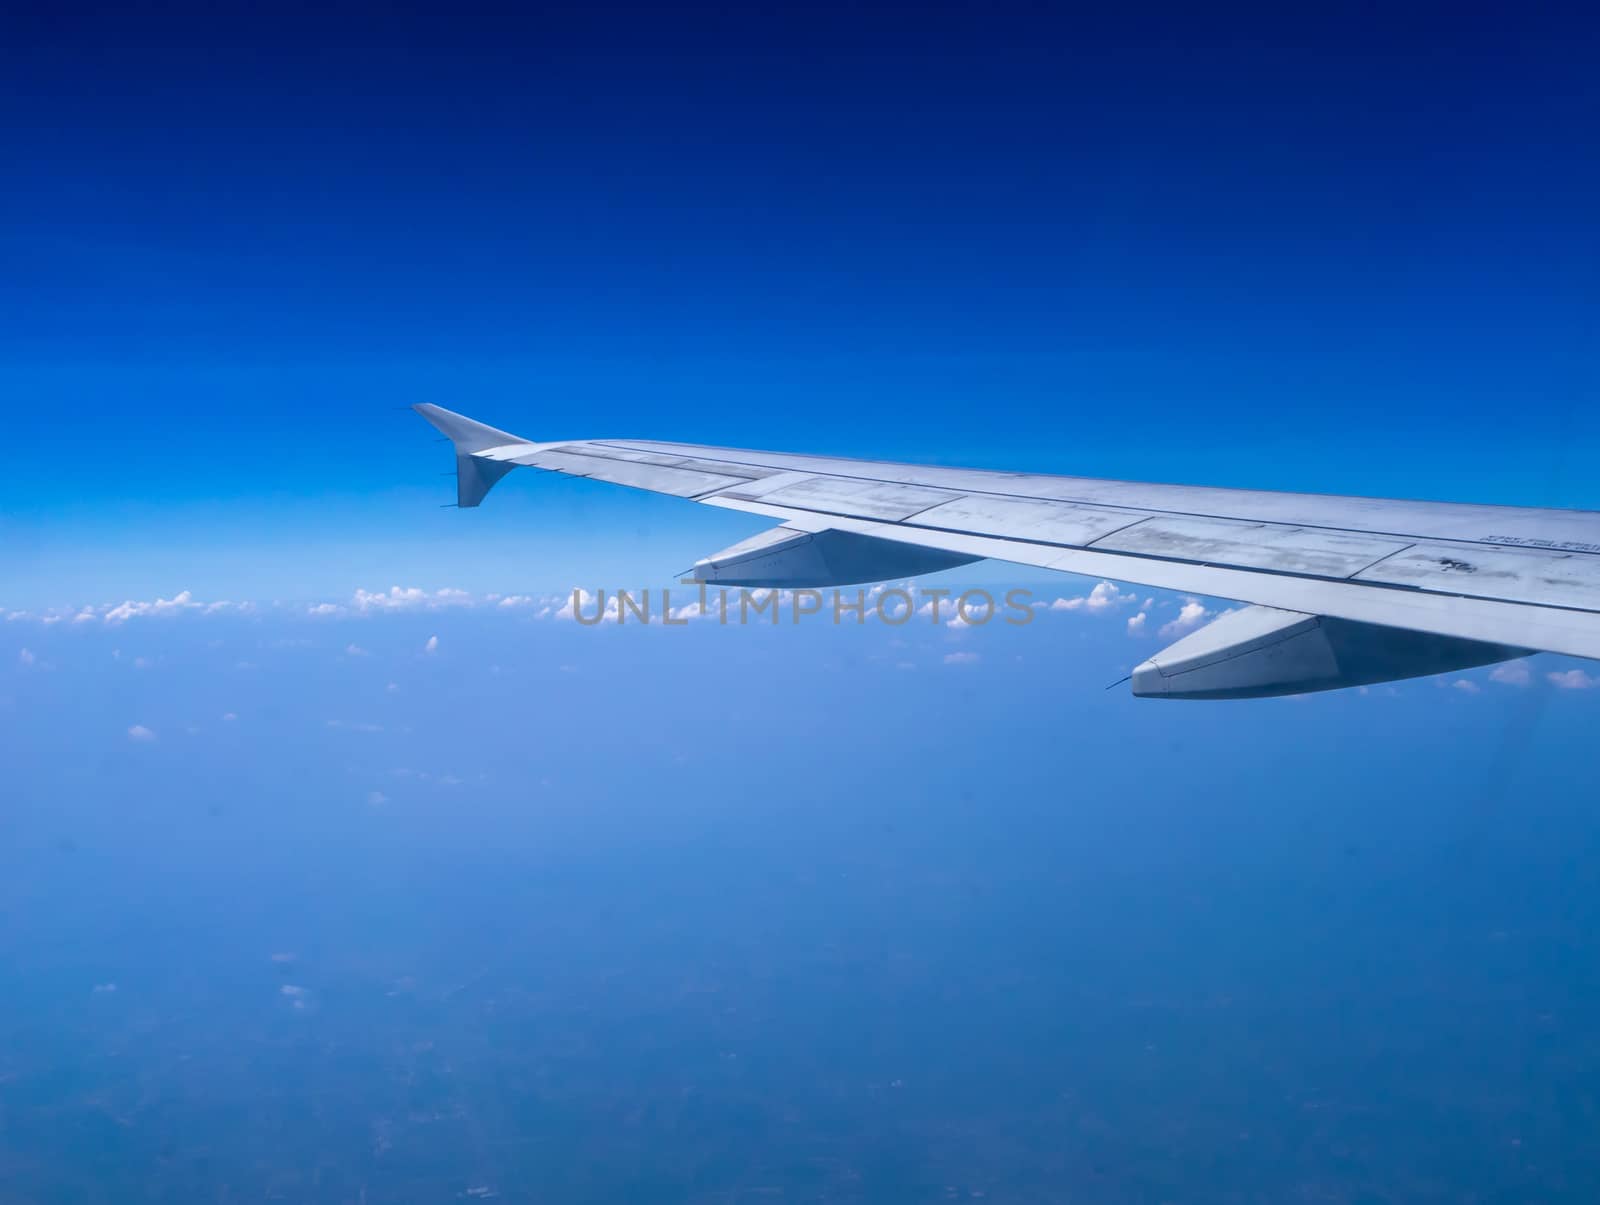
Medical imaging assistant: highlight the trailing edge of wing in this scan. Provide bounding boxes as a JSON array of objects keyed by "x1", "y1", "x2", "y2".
[{"x1": 706, "y1": 493, "x2": 1600, "y2": 663}]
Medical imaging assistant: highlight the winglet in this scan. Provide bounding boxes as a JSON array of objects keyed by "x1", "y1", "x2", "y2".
[
  {"x1": 413, "y1": 403, "x2": 527, "y2": 454},
  {"x1": 413, "y1": 404, "x2": 529, "y2": 508}
]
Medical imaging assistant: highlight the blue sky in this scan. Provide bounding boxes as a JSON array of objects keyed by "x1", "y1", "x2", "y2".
[
  {"x1": 3, "y1": 3, "x2": 1597, "y2": 608},
  {"x1": 3, "y1": 8, "x2": 1600, "y2": 1198}
]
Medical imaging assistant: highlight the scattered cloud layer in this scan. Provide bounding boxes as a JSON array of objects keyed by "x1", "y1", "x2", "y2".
[
  {"x1": 4, "y1": 580, "x2": 1206, "y2": 636},
  {"x1": 14, "y1": 590, "x2": 255, "y2": 627},
  {"x1": 11, "y1": 582, "x2": 1598, "y2": 714},
  {"x1": 20, "y1": 584, "x2": 1593, "y2": 708}
]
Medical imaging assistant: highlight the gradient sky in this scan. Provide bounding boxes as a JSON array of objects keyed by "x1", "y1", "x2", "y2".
[{"x1": 3, "y1": 3, "x2": 1597, "y2": 608}]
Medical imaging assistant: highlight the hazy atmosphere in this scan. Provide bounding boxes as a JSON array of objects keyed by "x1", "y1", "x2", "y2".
[{"x1": 5, "y1": 587, "x2": 1599, "y2": 1200}]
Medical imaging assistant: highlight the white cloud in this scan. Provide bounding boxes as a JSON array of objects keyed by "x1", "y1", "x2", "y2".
[
  {"x1": 367, "y1": 790, "x2": 389, "y2": 807},
  {"x1": 92, "y1": 982, "x2": 117, "y2": 994},
  {"x1": 344, "y1": 643, "x2": 369, "y2": 657},
  {"x1": 1451, "y1": 679, "x2": 1481, "y2": 694},
  {"x1": 101, "y1": 591, "x2": 240, "y2": 624},
  {"x1": 127, "y1": 724, "x2": 156, "y2": 742},
  {"x1": 351, "y1": 586, "x2": 476, "y2": 614},
  {"x1": 10, "y1": 589, "x2": 482, "y2": 624},
  {"x1": 423, "y1": 635, "x2": 439, "y2": 654},
  {"x1": 11, "y1": 593, "x2": 246, "y2": 626},
  {"x1": 1126, "y1": 612, "x2": 1147, "y2": 636},
  {"x1": 1159, "y1": 600, "x2": 1212, "y2": 640},
  {"x1": 668, "y1": 596, "x2": 720, "y2": 622},
  {"x1": 555, "y1": 588, "x2": 620, "y2": 622},
  {"x1": 355, "y1": 587, "x2": 427, "y2": 611},
  {"x1": 18, "y1": 648, "x2": 35, "y2": 666},
  {"x1": 279, "y1": 985, "x2": 311, "y2": 1010},
  {"x1": 943, "y1": 651, "x2": 981, "y2": 666},
  {"x1": 1548, "y1": 668, "x2": 1598, "y2": 691},
  {"x1": 1048, "y1": 581, "x2": 1137, "y2": 613},
  {"x1": 104, "y1": 590, "x2": 196, "y2": 623},
  {"x1": 1489, "y1": 660, "x2": 1532, "y2": 687},
  {"x1": 222, "y1": 712, "x2": 238, "y2": 722}
]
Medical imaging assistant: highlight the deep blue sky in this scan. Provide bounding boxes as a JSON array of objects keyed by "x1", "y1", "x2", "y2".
[{"x1": 3, "y1": 2, "x2": 1597, "y2": 605}]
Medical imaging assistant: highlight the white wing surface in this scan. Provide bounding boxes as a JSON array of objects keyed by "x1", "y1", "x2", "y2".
[{"x1": 416, "y1": 404, "x2": 1600, "y2": 699}]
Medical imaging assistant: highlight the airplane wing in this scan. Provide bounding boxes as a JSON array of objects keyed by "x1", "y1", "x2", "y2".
[{"x1": 415, "y1": 403, "x2": 1600, "y2": 700}]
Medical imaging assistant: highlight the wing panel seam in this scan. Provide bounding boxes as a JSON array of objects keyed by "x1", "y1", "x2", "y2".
[{"x1": 601, "y1": 445, "x2": 1600, "y2": 557}]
